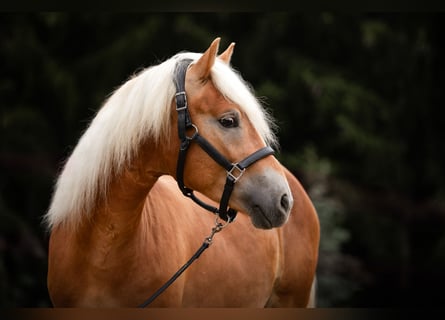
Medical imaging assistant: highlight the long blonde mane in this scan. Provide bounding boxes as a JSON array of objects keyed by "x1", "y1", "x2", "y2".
[{"x1": 45, "y1": 51, "x2": 278, "y2": 229}]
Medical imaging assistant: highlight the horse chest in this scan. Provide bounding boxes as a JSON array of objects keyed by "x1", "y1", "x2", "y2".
[
  {"x1": 127, "y1": 217, "x2": 281, "y2": 307},
  {"x1": 178, "y1": 228, "x2": 281, "y2": 306}
]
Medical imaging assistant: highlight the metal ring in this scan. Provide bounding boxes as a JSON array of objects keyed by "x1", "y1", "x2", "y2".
[
  {"x1": 215, "y1": 214, "x2": 231, "y2": 229},
  {"x1": 185, "y1": 124, "x2": 199, "y2": 140}
]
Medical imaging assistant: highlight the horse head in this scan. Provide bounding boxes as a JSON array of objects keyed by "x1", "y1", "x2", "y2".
[{"x1": 172, "y1": 38, "x2": 293, "y2": 229}]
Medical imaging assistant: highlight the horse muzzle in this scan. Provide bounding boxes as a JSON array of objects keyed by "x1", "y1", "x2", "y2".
[{"x1": 236, "y1": 168, "x2": 293, "y2": 229}]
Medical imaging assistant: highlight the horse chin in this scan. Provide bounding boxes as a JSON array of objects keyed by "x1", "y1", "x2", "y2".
[
  {"x1": 248, "y1": 205, "x2": 289, "y2": 230},
  {"x1": 234, "y1": 168, "x2": 293, "y2": 229}
]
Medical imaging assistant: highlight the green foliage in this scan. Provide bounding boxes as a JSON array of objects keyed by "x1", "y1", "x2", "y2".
[{"x1": 282, "y1": 146, "x2": 363, "y2": 306}]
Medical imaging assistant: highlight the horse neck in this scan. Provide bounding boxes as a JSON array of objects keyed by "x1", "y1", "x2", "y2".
[{"x1": 87, "y1": 138, "x2": 177, "y2": 240}]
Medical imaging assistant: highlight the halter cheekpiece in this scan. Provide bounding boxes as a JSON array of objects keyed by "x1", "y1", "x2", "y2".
[{"x1": 173, "y1": 58, "x2": 275, "y2": 222}]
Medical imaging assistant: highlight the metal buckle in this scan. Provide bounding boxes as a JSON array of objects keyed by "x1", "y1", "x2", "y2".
[
  {"x1": 175, "y1": 91, "x2": 187, "y2": 111},
  {"x1": 227, "y1": 164, "x2": 245, "y2": 183}
]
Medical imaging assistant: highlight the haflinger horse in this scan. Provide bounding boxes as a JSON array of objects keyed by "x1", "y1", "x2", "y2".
[{"x1": 45, "y1": 38, "x2": 320, "y2": 307}]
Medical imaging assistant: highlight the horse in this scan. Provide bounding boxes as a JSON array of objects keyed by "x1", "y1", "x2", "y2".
[{"x1": 44, "y1": 38, "x2": 320, "y2": 307}]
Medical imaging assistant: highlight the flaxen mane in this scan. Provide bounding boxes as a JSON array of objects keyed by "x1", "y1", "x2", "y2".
[{"x1": 45, "y1": 52, "x2": 277, "y2": 229}]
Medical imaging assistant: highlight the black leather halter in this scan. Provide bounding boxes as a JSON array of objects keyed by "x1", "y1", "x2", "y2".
[{"x1": 174, "y1": 58, "x2": 275, "y2": 222}]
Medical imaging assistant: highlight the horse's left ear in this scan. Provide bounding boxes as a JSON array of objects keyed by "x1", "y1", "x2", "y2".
[
  {"x1": 218, "y1": 42, "x2": 235, "y2": 65},
  {"x1": 192, "y1": 37, "x2": 220, "y2": 80}
]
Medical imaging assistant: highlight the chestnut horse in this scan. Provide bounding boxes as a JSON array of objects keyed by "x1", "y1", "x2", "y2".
[{"x1": 45, "y1": 38, "x2": 319, "y2": 307}]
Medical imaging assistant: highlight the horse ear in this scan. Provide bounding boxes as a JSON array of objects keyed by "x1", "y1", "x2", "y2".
[
  {"x1": 218, "y1": 42, "x2": 235, "y2": 65},
  {"x1": 192, "y1": 37, "x2": 220, "y2": 80}
]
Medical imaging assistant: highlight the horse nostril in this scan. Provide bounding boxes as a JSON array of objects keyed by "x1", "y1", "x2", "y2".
[{"x1": 280, "y1": 193, "x2": 290, "y2": 212}]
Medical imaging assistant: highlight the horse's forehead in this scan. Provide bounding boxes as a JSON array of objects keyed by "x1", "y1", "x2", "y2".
[{"x1": 189, "y1": 80, "x2": 238, "y2": 113}]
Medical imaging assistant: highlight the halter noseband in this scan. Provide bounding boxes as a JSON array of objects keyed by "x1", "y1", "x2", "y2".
[{"x1": 174, "y1": 58, "x2": 275, "y2": 222}]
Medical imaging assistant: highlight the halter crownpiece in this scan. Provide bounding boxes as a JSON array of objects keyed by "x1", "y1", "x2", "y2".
[{"x1": 173, "y1": 58, "x2": 275, "y2": 222}]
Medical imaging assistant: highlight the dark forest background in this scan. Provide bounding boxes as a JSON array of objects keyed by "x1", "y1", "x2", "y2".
[{"x1": 1, "y1": 12, "x2": 445, "y2": 307}]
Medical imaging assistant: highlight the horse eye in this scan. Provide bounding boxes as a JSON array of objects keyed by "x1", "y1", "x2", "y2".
[{"x1": 219, "y1": 116, "x2": 238, "y2": 128}]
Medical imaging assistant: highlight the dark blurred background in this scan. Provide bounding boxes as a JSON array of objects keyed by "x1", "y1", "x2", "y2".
[{"x1": 1, "y1": 12, "x2": 445, "y2": 307}]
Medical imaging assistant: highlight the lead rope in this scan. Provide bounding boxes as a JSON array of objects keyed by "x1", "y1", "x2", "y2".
[{"x1": 138, "y1": 216, "x2": 230, "y2": 307}]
